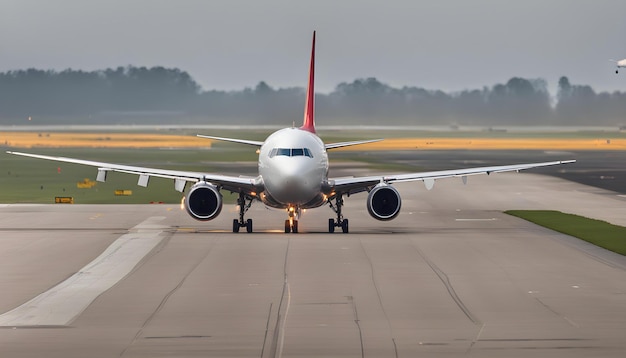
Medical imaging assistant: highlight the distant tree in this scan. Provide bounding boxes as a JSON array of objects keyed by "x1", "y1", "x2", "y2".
[
  {"x1": 255, "y1": 81, "x2": 273, "y2": 95},
  {"x1": 2, "y1": 68, "x2": 626, "y2": 126},
  {"x1": 485, "y1": 77, "x2": 551, "y2": 124},
  {"x1": 555, "y1": 76, "x2": 599, "y2": 125},
  {"x1": 557, "y1": 76, "x2": 572, "y2": 102}
]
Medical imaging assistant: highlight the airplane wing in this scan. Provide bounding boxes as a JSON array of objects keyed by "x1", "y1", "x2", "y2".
[
  {"x1": 6, "y1": 151, "x2": 262, "y2": 194},
  {"x1": 198, "y1": 134, "x2": 383, "y2": 150},
  {"x1": 325, "y1": 139, "x2": 384, "y2": 150},
  {"x1": 330, "y1": 160, "x2": 576, "y2": 196},
  {"x1": 196, "y1": 134, "x2": 264, "y2": 147}
]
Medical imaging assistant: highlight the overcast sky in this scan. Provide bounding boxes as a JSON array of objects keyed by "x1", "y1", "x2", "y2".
[{"x1": 1, "y1": 0, "x2": 626, "y2": 94}]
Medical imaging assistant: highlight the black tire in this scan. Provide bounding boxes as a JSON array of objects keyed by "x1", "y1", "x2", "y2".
[
  {"x1": 246, "y1": 219, "x2": 253, "y2": 233},
  {"x1": 328, "y1": 218, "x2": 335, "y2": 233},
  {"x1": 233, "y1": 219, "x2": 240, "y2": 233},
  {"x1": 292, "y1": 220, "x2": 298, "y2": 234},
  {"x1": 341, "y1": 219, "x2": 349, "y2": 233},
  {"x1": 285, "y1": 220, "x2": 291, "y2": 233}
]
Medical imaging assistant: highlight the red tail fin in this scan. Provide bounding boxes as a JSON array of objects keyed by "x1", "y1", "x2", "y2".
[{"x1": 301, "y1": 31, "x2": 316, "y2": 133}]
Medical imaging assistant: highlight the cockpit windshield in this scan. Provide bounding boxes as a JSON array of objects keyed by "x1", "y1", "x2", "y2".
[{"x1": 269, "y1": 148, "x2": 313, "y2": 158}]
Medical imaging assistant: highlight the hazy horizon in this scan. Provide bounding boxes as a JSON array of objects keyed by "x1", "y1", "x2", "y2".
[{"x1": 2, "y1": 0, "x2": 626, "y2": 95}]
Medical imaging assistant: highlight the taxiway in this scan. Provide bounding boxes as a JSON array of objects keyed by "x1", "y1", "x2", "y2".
[{"x1": 1, "y1": 173, "x2": 625, "y2": 357}]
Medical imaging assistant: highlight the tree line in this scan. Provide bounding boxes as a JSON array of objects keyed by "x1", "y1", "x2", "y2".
[{"x1": 0, "y1": 66, "x2": 624, "y2": 126}]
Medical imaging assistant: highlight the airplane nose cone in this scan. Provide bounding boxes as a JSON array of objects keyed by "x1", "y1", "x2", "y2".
[
  {"x1": 266, "y1": 161, "x2": 317, "y2": 204},
  {"x1": 283, "y1": 175, "x2": 307, "y2": 188}
]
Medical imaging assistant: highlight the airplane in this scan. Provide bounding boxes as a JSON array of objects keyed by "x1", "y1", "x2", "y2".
[
  {"x1": 6, "y1": 31, "x2": 575, "y2": 234},
  {"x1": 610, "y1": 58, "x2": 626, "y2": 73}
]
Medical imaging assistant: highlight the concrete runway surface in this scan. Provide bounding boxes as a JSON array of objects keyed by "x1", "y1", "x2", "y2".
[{"x1": 1, "y1": 173, "x2": 626, "y2": 357}]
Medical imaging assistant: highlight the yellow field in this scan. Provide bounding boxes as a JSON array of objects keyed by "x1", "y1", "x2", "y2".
[
  {"x1": 2, "y1": 131, "x2": 626, "y2": 150},
  {"x1": 1, "y1": 132, "x2": 211, "y2": 149},
  {"x1": 341, "y1": 137, "x2": 626, "y2": 151}
]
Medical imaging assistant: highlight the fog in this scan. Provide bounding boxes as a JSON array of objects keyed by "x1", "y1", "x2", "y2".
[{"x1": 1, "y1": 67, "x2": 624, "y2": 126}]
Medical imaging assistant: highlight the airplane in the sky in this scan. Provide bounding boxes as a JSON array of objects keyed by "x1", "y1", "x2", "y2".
[
  {"x1": 6, "y1": 32, "x2": 575, "y2": 234},
  {"x1": 610, "y1": 58, "x2": 626, "y2": 73}
]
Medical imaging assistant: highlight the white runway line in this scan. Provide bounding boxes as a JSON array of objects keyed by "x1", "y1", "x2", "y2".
[
  {"x1": 454, "y1": 218, "x2": 497, "y2": 222},
  {"x1": 0, "y1": 217, "x2": 168, "y2": 327}
]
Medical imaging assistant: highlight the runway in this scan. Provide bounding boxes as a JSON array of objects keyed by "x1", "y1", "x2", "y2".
[{"x1": 1, "y1": 173, "x2": 626, "y2": 357}]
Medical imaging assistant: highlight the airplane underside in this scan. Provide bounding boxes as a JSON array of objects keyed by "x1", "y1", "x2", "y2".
[{"x1": 231, "y1": 191, "x2": 349, "y2": 234}]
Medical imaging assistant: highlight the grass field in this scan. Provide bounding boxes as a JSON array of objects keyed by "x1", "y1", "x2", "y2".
[
  {"x1": 0, "y1": 147, "x2": 255, "y2": 204},
  {"x1": 1, "y1": 128, "x2": 625, "y2": 204},
  {"x1": 506, "y1": 210, "x2": 626, "y2": 256}
]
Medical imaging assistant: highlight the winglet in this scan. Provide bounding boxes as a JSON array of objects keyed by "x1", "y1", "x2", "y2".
[{"x1": 301, "y1": 31, "x2": 316, "y2": 133}]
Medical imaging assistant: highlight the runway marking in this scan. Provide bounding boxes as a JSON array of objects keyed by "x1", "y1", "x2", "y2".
[
  {"x1": 267, "y1": 238, "x2": 291, "y2": 358},
  {"x1": 411, "y1": 241, "x2": 482, "y2": 326},
  {"x1": 455, "y1": 218, "x2": 497, "y2": 222},
  {"x1": 0, "y1": 217, "x2": 168, "y2": 327},
  {"x1": 278, "y1": 282, "x2": 292, "y2": 358}
]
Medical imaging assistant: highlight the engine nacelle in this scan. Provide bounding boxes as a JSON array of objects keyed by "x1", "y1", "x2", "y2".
[
  {"x1": 366, "y1": 184, "x2": 402, "y2": 221},
  {"x1": 184, "y1": 181, "x2": 223, "y2": 221}
]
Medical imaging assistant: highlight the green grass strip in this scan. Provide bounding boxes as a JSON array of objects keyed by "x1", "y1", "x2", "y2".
[{"x1": 505, "y1": 210, "x2": 626, "y2": 256}]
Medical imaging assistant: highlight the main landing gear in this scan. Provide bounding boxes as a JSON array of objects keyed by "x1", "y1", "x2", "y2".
[
  {"x1": 328, "y1": 194, "x2": 349, "y2": 233},
  {"x1": 233, "y1": 192, "x2": 254, "y2": 233},
  {"x1": 285, "y1": 206, "x2": 299, "y2": 233}
]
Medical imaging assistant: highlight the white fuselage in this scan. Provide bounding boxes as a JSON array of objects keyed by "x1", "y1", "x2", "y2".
[
  {"x1": 619, "y1": 59, "x2": 626, "y2": 67},
  {"x1": 258, "y1": 128, "x2": 329, "y2": 209}
]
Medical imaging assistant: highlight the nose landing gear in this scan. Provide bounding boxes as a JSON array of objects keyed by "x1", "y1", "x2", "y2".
[
  {"x1": 285, "y1": 206, "x2": 300, "y2": 233},
  {"x1": 328, "y1": 194, "x2": 349, "y2": 233},
  {"x1": 233, "y1": 192, "x2": 254, "y2": 233}
]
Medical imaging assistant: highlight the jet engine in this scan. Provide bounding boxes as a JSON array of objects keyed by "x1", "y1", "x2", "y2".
[
  {"x1": 184, "y1": 181, "x2": 223, "y2": 221},
  {"x1": 366, "y1": 184, "x2": 401, "y2": 221}
]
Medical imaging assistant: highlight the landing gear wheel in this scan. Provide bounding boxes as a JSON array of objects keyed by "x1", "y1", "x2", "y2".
[
  {"x1": 234, "y1": 192, "x2": 254, "y2": 233},
  {"x1": 328, "y1": 194, "x2": 349, "y2": 234},
  {"x1": 284, "y1": 219, "x2": 298, "y2": 233},
  {"x1": 617, "y1": 70, "x2": 619, "y2": 74},
  {"x1": 246, "y1": 219, "x2": 253, "y2": 233}
]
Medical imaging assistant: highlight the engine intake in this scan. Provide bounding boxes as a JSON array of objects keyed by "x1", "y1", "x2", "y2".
[
  {"x1": 185, "y1": 181, "x2": 223, "y2": 221},
  {"x1": 367, "y1": 184, "x2": 401, "y2": 221}
]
